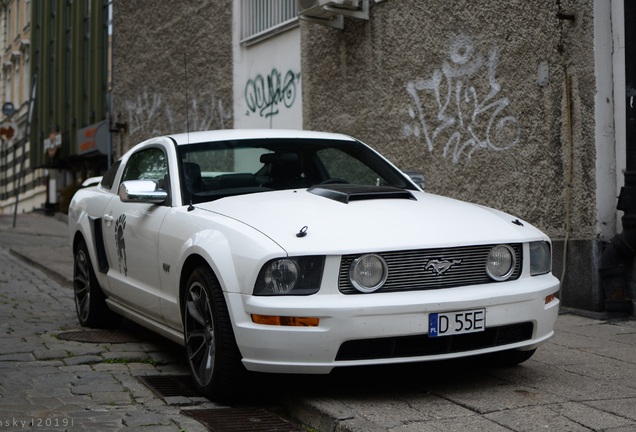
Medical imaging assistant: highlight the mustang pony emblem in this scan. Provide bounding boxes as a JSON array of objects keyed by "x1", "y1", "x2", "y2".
[{"x1": 424, "y1": 259, "x2": 462, "y2": 275}]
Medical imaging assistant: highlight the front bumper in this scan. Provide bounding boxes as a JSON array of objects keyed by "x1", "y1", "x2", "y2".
[{"x1": 227, "y1": 274, "x2": 560, "y2": 374}]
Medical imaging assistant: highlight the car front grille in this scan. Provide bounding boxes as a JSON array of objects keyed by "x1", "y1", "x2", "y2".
[
  {"x1": 335, "y1": 322, "x2": 533, "y2": 361},
  {"x1": 338, "y1": 244, "x2": 522, "y2": 294}
]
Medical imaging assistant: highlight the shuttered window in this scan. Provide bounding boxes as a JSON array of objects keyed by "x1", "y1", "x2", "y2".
[{"x1": 241, "y1": 0, "x2": 298, "y2": 45}]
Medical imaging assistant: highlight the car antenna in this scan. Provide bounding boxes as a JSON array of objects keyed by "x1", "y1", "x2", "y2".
[
  {"x1": 184, "y1": 53, "x2": 191, "y2": 144},
  {"x1": 184, "y1": 53, "x2": 195, "y2": 212}
]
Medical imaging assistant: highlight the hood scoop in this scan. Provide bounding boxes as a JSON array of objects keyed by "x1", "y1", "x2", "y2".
[{"x1": 308, "y1": 184, "x2": 416, "y2": 204}]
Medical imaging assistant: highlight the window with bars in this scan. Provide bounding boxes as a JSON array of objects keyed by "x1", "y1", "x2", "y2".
[{"x1": 241, "y1": 0, "x2": 298, "y2": 45}]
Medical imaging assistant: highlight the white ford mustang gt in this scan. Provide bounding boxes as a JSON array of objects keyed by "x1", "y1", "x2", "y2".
[{"x1": 68, "y1": 129, "x2": 559, "y2": 401}]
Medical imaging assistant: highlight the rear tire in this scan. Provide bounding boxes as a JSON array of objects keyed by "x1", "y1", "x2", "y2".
[
  {"x1": 73, "y1": 239, "x2": 122, "y2": 329},
  {"x1": 183, "y1": 266, "x2": 246, "y2": 402}
]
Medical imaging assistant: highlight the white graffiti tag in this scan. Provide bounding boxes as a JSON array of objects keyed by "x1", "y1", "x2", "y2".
[
  {"x1": 124, "y1": 90, "x2": 164, "y2": 136},
  {"x1": 402, "y1": 36, "x2": 520, "y2": 164},
  {"x1": 124, "y1": 88, "x2": 231, "y2": 137}
]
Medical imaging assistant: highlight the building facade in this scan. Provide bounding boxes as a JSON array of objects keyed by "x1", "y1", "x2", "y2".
[
  {"x1": 0, "y1": 0, "x2": 46, "y2": 215},
  {"x1": 111, "y1": 1, "x2": 233, "y2": 150},
  {"x1": 108, "y1": 0, "x2": 632, "y2": 316},
  {"x1": 26, "y1": 0, "x2": 112, "y2": 214}
]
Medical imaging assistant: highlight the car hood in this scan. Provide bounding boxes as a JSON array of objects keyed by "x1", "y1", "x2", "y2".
[{"x1": 193, "y1": 188, "x2": 547, "y2": 255}]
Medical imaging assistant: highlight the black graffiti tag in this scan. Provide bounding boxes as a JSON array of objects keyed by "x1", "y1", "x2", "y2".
[{"x1": 245, "y1": 69, "x2": 300, "y2": 124}]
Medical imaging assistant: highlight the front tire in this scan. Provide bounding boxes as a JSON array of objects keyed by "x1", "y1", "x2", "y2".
[
  {"x1": 183, "y1": 266, "x2": 246, "y2": 402},
  {"x1": 73, "y1": 239, "x2": 122, "y2": 328}
]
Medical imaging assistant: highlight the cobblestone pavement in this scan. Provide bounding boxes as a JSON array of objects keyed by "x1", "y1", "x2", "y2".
[
  {"x1": 0, "y1": 246, "x2": 215, "y2": 431},
  {"x1": 2, "y1": 212, "x2": 636, "y2": 432}
]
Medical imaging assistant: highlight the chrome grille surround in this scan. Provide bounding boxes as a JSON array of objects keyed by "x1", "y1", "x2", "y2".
[{"x1": 338, "y1": 244, "x2": 523, "y2": 294}]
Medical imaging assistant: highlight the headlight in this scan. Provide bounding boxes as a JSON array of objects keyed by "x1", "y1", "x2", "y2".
[
  {"x1": 349, "y1": 254, "x2": 388, "y2": 293},
  {"x1": 530, "y1": 241, "x2": 551, "y2": 276},
  {"x1": 486, "y1": 245, "x2": 516, "y2": 281},
  {"x1": 254, "y1": 256, "x2": 325, "y2": 295}
]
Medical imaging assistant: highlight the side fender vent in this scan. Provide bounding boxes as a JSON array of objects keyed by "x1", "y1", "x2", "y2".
[{"x1": 89, "y1": 216, "x2": 109, "y2": 274}]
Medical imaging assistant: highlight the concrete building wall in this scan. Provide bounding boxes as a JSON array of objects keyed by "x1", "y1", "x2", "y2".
[
  {"x1": 300, "y1": 0, "x2": 607, "y2": 311},
  {"x1": 111, "y1": 1, "x2": 234, "y2": 154}
]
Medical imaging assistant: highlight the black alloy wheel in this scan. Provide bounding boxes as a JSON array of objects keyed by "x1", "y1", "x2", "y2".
[
  {"x1": 183, "y1": 266, "x2": 246, "y2": 402},
  {"x1": 73, "y1": 239, "x2": 121, "y2": 328}
]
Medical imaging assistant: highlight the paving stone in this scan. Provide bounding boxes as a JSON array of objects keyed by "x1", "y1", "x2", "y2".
[
  {"x1": 585, "y1": 397, "x2": 636, "y2": 422},
  {"x1": 17, "y1": 360, "x2": 65, "y2": 368},
  {"x1": 72, "y1": 383, "x2": 125, "y2": 395},
  {"x1": 147, "y1": 350, "x2": 181, "y2": 365},
  {"x1": 108, "y1": 343, "x2": 152, "y2": 352},
  {"x1": 91, "y1": 391, "x2": 133, "y2": 405},
  {"x1": 127, "y1": 362, "x2": 160, "y2": 375},
  {"x1": 93, "y1": 362, "x2": 131, "y2": 372},
  {"x1": 135, "y1": 398, "x2": 166, "y2": 408},
  {"x1": 121, "y1": 412, "x2": 174, "y2": 427},
  {"x1": 63, "y1": 355, "x2": 104, "y2": 366},
  {"x1": 125, "y1": 426, "x2": 177, "y2": 432},
  {"x1": 163, "y1": 396, "x2": 198, "y2": 406},
  {"x1": 549, "y1": 401, "x2": 636, "y2": 430},
  {"x1": 101, "y1": 351, "x2": 153, "y2": 363},
  {"x1": 54, "y1": 344, "x2": 105, "y2": 358},
  {"x1": 0, "y1": 353, "x2": 34, "y2": 362},
  {"x1": 33, "y1": 348, "x2": 71, "y2": 360},
  {"x1": 59, "y1": 364, "x2": 93, "y2": 373}
]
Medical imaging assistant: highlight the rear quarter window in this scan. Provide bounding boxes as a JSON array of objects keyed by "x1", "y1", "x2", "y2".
[{"x1": 100, "y1": 160, "x2": 121, "y2": 191}]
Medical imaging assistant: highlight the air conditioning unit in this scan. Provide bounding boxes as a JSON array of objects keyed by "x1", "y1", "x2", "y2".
[
  {"x1": 298, "y1": 0, "x2": 368, "y2": 29},
  {"x1": 299, "y1": 0, "x2": 359, "y2": 18}
]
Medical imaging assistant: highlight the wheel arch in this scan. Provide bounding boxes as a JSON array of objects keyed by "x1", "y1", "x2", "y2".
[
  {"x1": 179, "y1": 254, "x2": 209, "y2": 306},
  {"x1": 179, "y1": 254, "x2": 247, "y2": 401},
  {"x1": 177, "y1": 254, "x2": 246, "y2": 351},
  {"x1": 72, "y1": 230, "x2": 86, "y2": 251},
  {"x1": 72, "y1": 216, "x2": 109, "y2": 274}
]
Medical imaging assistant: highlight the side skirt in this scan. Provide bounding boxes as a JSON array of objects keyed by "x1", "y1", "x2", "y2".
[{"x1": 105, "y1": 298, "x2": 185, "y2": 346}]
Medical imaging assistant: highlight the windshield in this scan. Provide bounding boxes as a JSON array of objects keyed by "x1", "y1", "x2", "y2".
[{"x1": 178, "y1": 138, "x2": 414, "y2": 204}]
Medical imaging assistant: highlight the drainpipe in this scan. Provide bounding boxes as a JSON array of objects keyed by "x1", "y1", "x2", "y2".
[{"x1": 599, "y1": 171, "x2": 636, "y2": 319}]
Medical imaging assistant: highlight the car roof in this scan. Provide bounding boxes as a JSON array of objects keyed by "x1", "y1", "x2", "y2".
[{"x1": 166, "y1": 129, "x2": 357, "y2": 146}]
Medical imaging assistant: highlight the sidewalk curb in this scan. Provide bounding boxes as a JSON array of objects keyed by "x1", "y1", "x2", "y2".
[{"x1": 9, "y1": 248, "x2": 73, "y2": 288}]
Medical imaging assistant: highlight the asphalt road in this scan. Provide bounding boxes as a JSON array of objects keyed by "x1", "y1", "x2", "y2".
[{"x1": 1, "y1": 212, "x2": 636, "y2": 431}]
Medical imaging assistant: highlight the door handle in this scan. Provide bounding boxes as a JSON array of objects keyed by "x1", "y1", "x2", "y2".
[{"x1": 103, "y1": 214, "x2": 114, "y2": 226}]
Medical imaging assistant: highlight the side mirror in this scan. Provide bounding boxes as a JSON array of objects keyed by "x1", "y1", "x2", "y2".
[
  {"x1": 403, "y1": 170, "x2": 425, "y2": 190},
  {"x1": 119, "y1": 180, "x2": 168, "y2": 204}
]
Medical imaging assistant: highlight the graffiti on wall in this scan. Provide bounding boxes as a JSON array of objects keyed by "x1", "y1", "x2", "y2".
[
  {"x1": 244, "y1": 68, "x2": 301, "y2": 127},
  {"x1": 402, "y1": 35, "x2": 520, "y2": 164},
  {"x1": 124, "y1": 88, "x2": 231, "y2": 137},
  {"x1": 125, "y1": 90, "x2": 165, "y2": 137}
]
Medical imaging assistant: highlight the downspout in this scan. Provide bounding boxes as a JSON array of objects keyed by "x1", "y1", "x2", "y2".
[{"x1": 561, "y1": 62, "x2": 573, "y2": 289}]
